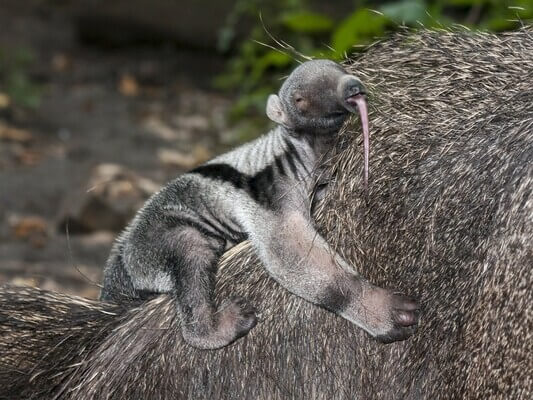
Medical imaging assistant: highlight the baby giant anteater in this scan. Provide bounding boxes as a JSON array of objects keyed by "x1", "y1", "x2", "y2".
[{"x1": 100, "y1": 59, "x2": 418, "y2": 349}]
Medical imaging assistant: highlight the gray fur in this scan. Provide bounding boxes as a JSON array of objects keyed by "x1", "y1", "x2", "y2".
[
  {"x1": 0, "y1": 28, "x2": 531, "y2": 400},
  {"x1": 100, "y1": 59, "x2": 419, "y2": 349}
]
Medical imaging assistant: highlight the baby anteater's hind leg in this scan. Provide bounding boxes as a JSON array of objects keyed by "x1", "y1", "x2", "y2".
[{"x1": 170, "y1": 226, "x2": 257, "y2": 349}]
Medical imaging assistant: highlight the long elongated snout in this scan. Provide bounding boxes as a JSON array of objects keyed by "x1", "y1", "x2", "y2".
[
  {"x1": 338, "y1": 75, "x2": 370, "y2": 191},
  {"x1": 339, "y1": 75, "x2": 366, "y2": 106}
]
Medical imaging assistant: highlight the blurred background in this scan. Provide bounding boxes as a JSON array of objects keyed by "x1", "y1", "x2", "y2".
[{"x1": 1, "y1": 0, "x2": 531, "y2": 299}]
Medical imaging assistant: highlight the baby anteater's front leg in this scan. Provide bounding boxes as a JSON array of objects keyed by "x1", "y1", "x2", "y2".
[
  {"x1": 245, "y1": 210, "x2": 420, "y2": 342},
  {"x1": 166, "y1": 226, "x2": 257, "y2": 349}
]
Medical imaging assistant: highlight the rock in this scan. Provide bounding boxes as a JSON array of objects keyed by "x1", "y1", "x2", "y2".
[
  {"x1": 57, "y1": 163, "x2": 159, "y2": 233},
  {"x1": 9, "y1": 276, "x2": 38, "y2": 287}
]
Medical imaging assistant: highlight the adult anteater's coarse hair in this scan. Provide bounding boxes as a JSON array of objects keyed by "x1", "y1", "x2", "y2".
[{"x1": 1, "y1": 28, "x2": 532, "y2": 400}]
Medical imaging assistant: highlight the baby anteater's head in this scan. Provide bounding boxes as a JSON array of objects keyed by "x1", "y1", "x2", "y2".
[
  {"x1": 267, "y1": 59, "x2": 370, "y2": 188},
  {"x1": 266, "y1": 59, "x2": 366, "y2": 135}
]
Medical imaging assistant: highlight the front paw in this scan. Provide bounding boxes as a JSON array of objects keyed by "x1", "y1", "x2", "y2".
[{"x1": 374, "y1": 293, "x2": 420, "y2": 344}]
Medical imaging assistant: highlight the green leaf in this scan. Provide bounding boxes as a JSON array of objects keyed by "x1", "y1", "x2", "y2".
[
  {"x1": 282, "y1": 12, "x2": 334, "y2": 34},
  {"x1": 257, "y1": 50, "x2": 293, "y2": 68},
  {"x1": 480, "y1": 0, "x2": 532, "y2": 31},
  {"x1": 7, "y1": 71, "x2": 41, "y2": 108},
  {"x1": 13, "y1": 47, "x2": 35, "y2": 66},
  {"x1": 331, "y1": 9, "x2": 387, "y2": 56},
  {"x1": 511, "y1": 0, "x2": 533, "y2": 18},
  {"x1": 446, "y1": 0, "x2": 488, "y2": 6},
  {"x1": 380, "y1": 0, "x2": 428, "y2": 25},
  {"x1": 229, "y1": 86, "x2": 273, "y2": 121},
  {"x1": 484, "y1": 16, "x2": 519, "y2": 31},
  {"x1": 251, "y1": 50, "x2": 292, "y2": 83}
]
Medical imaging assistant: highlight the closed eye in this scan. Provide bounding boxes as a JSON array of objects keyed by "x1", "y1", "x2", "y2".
[{"x1": 327, "y1": 111, "x2": 346, "y2": 117}]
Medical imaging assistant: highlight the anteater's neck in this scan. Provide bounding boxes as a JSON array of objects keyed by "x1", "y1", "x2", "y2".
[{"x1": 282, "y1": 127, "x2": 338, "y2": 173}]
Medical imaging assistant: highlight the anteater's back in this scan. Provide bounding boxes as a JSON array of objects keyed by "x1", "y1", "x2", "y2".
[{"x1": 0, "y1": 28, "x2": 531, "y2": 399}]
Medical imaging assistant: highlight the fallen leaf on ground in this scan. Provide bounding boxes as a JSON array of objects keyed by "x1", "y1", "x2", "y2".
[
  {"x1": 0, "y1": 122, "x2": 33, "y2": 142},
  {"x1": 143, "y1": 116, "x2": 182, "y2": 141},
  {"x1": 0, "y1": 93, "x2": 10, "y2": 109},
  {"x1": 192, "y1": 145, "x2": 211, "y2": 164},
  {"x1": 157, "y1": 145, "x2": 211, "y2": 169},
  {"x1": 15, "y1": 148, "x2": 42, "y2": 165},
  {"x1": 173, "y1": 114, "x2": 209, "y2": 131},
  {"x1": 9, "y1": 215, "x2": 48, "y2": 248},
  {"x1": 118, "y1": 74, "x2": 139, "y2": 97},
  {"x1": 51, "y1": 53, "x2": 72, "y2": 72},
  {"x1": 10, "y1": 215, "x2": 47, "y2": 237}
]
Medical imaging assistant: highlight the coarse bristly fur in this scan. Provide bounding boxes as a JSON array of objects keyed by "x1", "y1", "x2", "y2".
[{"x1": 0, "y1": 28, "x2": 532, "y2": 400}]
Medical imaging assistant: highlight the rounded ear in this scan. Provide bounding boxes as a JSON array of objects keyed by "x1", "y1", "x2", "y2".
[{"x1": 266, "y1": 94, "x2": 288, "y2": 126}]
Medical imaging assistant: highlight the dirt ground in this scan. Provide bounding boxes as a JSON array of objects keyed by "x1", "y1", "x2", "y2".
[{"x1": 0, "y1": 3, "x2": 241, "y2": 299}]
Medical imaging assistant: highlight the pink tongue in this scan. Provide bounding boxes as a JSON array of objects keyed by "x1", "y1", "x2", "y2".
[{"x1": 353, "y1": 95, "x2": 369, "y2": 191}]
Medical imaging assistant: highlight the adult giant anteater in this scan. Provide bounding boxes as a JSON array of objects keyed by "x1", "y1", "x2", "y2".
[{"x1": 0, "y1": 28, "x2": 531, "y2": 399}]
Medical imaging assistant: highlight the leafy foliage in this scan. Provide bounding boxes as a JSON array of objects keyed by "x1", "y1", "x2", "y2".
[
  {"x1": 216, "y1": 0, "x2": 532, "y2": 122},
  {"x1": 0, "y1": 47, "x2": 42, "y2": 109}
]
